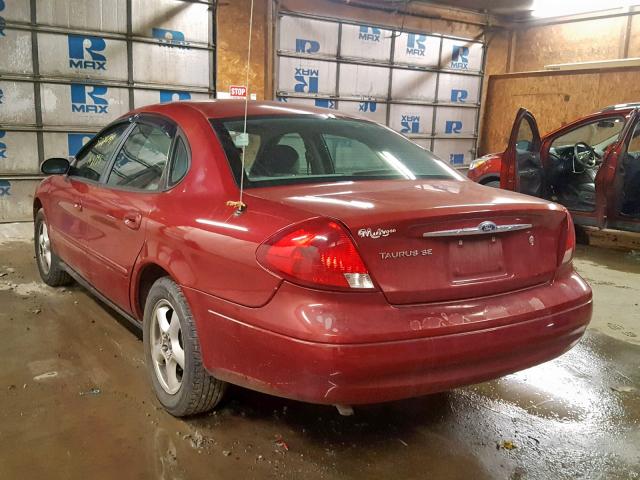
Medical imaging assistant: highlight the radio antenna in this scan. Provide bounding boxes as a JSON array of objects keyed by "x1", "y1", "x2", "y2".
[{"x1": 226, "y1": 0, "x2": 254, "y2": 214}]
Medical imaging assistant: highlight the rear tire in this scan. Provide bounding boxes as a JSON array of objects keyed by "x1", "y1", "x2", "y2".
[
  {"x1": 143, "y1": 277, "x2": 226, "y2": 417},
  {"x1": 34, "y1": 209, "x2": 73, "y2": 287},
  {"x1": 484, "y1": 180, "x2": 501, "y2": 188}
]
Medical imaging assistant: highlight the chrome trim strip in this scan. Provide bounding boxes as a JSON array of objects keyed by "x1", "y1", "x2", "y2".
[{"x1": 423, "y1": 223, "x2": 533, "y2": 238}]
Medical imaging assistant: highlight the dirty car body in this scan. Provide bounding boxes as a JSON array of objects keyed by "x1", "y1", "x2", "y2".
[{"x1": 33, "y1": 100, "x2": 593, "y2": 412}]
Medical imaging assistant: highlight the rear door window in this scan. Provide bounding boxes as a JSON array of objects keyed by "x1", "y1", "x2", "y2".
[
  {"x1": 106, "y1": 122, "x2": 173, "y2": 190},
  {"x1": 620, "y1": 121, "x2": 640, "y2": 217}
]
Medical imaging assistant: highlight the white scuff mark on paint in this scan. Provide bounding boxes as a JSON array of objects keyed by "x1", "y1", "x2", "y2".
[
  {"x1": 324, "y1": 372, "x2": 341, "y2": 398},
  {"x1": 33, "y1": 371, "x2": 58, "y2": 381}
]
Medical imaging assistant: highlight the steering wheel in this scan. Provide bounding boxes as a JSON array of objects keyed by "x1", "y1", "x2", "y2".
[{"x1": 573, "y1": 142, "x2": 598, "y2": 169}]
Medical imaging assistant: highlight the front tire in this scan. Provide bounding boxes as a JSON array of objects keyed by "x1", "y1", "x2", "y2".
[
  {"x1": 34, "y1": 209, "x2": 72, "y2": 287},
  {"x1": 143, "y1": 277, "x2": 226, "y2": 417},
  {"x1": 484, "y1": 179, "x2": 501, "y2": 188}
]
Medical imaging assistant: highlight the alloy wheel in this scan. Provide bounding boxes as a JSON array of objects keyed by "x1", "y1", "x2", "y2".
[
  {"x1": 38, "y1": 222, "x2": 52, "y2": 275},
  {"x1": 150, "y1": 299, "x2": 185, "y2": 395}
]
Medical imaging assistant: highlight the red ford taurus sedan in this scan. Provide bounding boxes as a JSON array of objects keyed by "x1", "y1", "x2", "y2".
[{"x1": 34, "y1": 100, "x2": 593, "y2": 416}]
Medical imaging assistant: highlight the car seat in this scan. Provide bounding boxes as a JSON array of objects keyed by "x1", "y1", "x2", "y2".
[{"x1": 250, "y1": 145, "x2": 299, "y2": 177}]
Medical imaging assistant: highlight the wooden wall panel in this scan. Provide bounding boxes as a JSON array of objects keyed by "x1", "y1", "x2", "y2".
[
  {"x1": 480, "y1": 67, "x2": 640, "y2": 155},
  {"x1": 477, "y1": 29, "x2": 511, "y2": 151},
  {"x1": 216, "y1": 0, "x2": 268, "y2": 99},
  {"x1": 513, "y1": 17, "x2": 626, "y2": 71},
  {"x1": 627, "y1": 14, "x2": 640, "y2": 57},
  {"x1": 485, "y1": 29, "x2": 510, "y2": 76}
]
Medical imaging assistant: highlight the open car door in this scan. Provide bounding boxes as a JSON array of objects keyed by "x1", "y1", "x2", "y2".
[
  {"x1": 596, "y1": 107, "x2": 640, "y2": 230},
  {"x1": 500, "y1": 108, "x2": 544, "y2": 197}
]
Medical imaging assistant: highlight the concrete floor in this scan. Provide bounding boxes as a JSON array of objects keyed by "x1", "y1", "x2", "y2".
[{"x1": 0, "y1": 226, "x2": 639, "y2": 480}]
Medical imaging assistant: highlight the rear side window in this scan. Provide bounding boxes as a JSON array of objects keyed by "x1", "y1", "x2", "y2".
[
  {"x1": 71, "y1": 123, "x2": 129, "y2": 181},
  {"x1": 169, "y1": 137, "x2": 189, "y2": 186},
  {"x1": 107, "y1": 123, "x2": 173, "y2": 190}
]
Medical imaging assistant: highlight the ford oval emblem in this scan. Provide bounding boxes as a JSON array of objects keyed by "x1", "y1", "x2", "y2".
[{"x1": 478, "y1": 221, "x2": 497, "y2": 232}]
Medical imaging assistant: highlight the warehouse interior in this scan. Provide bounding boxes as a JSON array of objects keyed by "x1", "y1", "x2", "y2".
[{"x1": 0, "y1": 0, "x2": 639, "y2": 478}]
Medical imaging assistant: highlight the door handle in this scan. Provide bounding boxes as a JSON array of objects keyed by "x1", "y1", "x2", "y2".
[
  {"x1": 73, "y1": 201, "x2": 83, "y2": 212},
  {"x1": 123, "y1": 212, "x2": 142, "y2": 230}
]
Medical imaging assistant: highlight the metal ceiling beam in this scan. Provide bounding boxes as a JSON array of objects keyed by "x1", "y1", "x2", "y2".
[{"x1": 325, "y1": 0, "x2": 507, "y2": 28}]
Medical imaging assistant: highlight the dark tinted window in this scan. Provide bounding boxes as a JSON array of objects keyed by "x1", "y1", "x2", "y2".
[
  {"x1": 107, "y1": 123, "x2": 172, "y2": 190},
  {"x1": 71, "y1": 123, "x2": 129, "y2": 181},
  {"x1": 213, "y1": 116, "x2": 459, "y2": 188},
  {"x1": 169, "y1": 137, "x2": 189, "y2": 185}
]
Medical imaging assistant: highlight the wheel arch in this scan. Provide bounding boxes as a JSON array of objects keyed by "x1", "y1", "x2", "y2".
[
  {"x1": 33, "y1": 197, "x2": 43, "y2": 219},
  {"x1": 133, "y1": 262, "x2": 175, "y2": 321},
  {"x1": 479, "y1": 174, "x2": 501, "y2": 185}
]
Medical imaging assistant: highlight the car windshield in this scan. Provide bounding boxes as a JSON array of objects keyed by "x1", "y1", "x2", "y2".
[
  {"x1": 211, "y1": 115, "x2": 461, "y2": 188},
  {"x1": 550, "y1": 116, "x2": 625, "y2": 155}
]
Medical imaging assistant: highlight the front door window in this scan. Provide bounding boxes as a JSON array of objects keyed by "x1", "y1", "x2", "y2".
[
  {"x1": 71, "y1": 123, "x2": 130, "y2": 182},
  {"x1": 515, "y1": 118, "x2": 535, "y2": 153},
  {"x1": 513, "y1": 114, "x2": 543, "y2": 197}
]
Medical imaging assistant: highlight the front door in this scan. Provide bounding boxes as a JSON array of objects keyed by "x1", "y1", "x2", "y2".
[
  {"x1": 78, "y1": 117, "x2": 176, "y2": 313},
  {"x1": 47, "y1": 122, "x2": 132, "y2": 277},
  {"x1": 501, "y1": 108, "x2": 544, "y2": 197}
]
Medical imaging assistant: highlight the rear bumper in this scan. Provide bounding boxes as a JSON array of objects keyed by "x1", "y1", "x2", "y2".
[{"x1": 183, "y1": 270, "x2": 592, "y2": 405}]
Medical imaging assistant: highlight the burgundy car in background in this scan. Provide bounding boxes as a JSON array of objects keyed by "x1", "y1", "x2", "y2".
[
  {"x1": 466, "y1": 152, "x2": 502, "y2": 187},
  {"x1": 468, "y1": 103, "x2": 640, "y2": 233},
  {"x1": 33, "y1": 100, "x2": 592, "y2": 417}
]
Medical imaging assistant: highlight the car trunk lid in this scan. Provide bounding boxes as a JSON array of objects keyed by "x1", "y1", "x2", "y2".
[{"x1": 247, "y1": 179, "x2": 566, "y2": 304}]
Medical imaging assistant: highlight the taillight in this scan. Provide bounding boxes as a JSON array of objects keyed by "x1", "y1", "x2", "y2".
[
  {"x1": 257, "y1": 218, "x2": 375, "y2": 291},
  {"x1": 560, "y1": 212, "x2": 576, "y2": 265}
]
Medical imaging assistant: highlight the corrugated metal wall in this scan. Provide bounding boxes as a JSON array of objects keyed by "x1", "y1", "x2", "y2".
[
  {"x1": 275, "y1": 12, "x2": 484, "y2": 169},
  {"x1": 0, "y1": 0, "x2": 215, "y2": 222}
]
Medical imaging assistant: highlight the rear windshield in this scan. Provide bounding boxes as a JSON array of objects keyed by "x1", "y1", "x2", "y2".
[{"x1": 211, "y1": 115, "x2": 460, "y2": 188}]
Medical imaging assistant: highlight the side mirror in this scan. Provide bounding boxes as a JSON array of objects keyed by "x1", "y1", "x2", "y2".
[{"x1": 41, "y1": 157, "x2": 70, "y2": 175}]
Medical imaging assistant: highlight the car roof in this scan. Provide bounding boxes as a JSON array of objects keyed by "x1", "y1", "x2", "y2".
[
  {"x1": 598, "y1": 102, "x2": 640, "y2": 113},
  {"x1": 137, "y1": 99, "x2": 355, "y2": 121}
]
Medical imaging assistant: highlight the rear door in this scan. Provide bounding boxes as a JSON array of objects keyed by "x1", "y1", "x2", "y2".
[
  {"x1": 604, "y1": 108, "x2": 640, "y2": 232},
  {"x1": 501, "y1": 108, "x2": 544, "y2": 197},
  {"x1": 78, "y1": 116, "x2": 177, "y2": 312}
]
